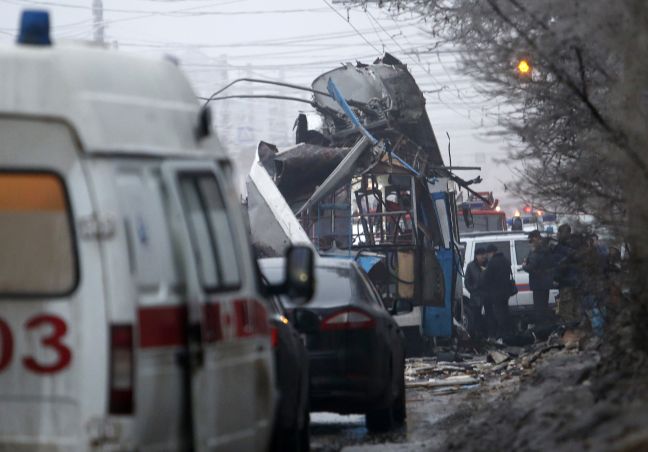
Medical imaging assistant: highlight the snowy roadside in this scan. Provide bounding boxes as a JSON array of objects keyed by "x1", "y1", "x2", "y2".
[{"x1": 332, "y1": 328, "x2": 648, "y2": 452}]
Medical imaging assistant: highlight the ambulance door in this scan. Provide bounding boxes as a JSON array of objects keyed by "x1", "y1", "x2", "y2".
[
  {"x1": 0, "y1": 118, "x2": 107, "y2": 451},
  {"x1": 89, "y1": 158, "x2": 187, "y2": 450},
  {"x1": 161, "y1": 161, "x2": 274, "y2": 452}
]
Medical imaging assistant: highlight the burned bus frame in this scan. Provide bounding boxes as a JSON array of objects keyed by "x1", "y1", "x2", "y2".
[{"x1": 246, "y1": 55, "x2": 481, "y2": 343}]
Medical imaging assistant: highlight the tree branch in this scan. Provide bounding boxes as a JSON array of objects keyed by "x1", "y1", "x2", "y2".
[{"x1": 485, "y1": 0, "x2": 648, "y2": 181}]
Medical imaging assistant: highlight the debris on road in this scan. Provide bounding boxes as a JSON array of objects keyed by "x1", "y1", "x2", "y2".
[
  {"x1": 405, "y1": 354, "x2": 487, "y2": 393},
  {"x1": 486, "y1": 350, "x2": 510, "y2": 365},
  {"x1": 406, "y1": 375, "x2": 481, "y2": 390}
]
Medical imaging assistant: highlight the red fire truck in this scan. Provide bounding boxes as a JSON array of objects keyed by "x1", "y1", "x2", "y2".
[{"x1": 458, "y1": 192, "x2": 507, "y2": 234}]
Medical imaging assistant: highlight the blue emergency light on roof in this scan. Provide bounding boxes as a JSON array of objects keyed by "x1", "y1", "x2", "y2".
[{"x1": 17, "y1": 10, "x2": 51, "y2": 46}]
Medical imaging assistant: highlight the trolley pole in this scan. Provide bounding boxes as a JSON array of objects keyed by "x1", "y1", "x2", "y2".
[{"x1": 92, "y1": 0, "x2": 104, "y2": 44}]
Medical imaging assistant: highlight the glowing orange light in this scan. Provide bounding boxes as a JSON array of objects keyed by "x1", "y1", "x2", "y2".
[
  {"x1": 523, "y1": 206, "x2": 532, "y2": 213},
  {"x1": 537, "y1": 210, "x2": 544, "y2": 216},
  {"x1": 514, "y1": 209, "x2": 521, "y2": 217},
  {"x1": 495, "y1": 206, "x2": 501, "y2": 212},
  {"x1": 517, "y1": 59, "x2": 531, "y2": 75}
]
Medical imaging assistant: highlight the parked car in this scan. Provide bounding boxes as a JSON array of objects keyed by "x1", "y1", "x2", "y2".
[
  {"x1": 460, "y1": 231, "x2": 558, "y2": 325},
  {"x1": 259, "y1": 257, "x2": 411, "y2": 433},
  {"x1": 0, "y1": 10, "x2": 315, "y2": 452},
  {"x1": 263, "y1": 293, "x2": 310, "y2": 452}
]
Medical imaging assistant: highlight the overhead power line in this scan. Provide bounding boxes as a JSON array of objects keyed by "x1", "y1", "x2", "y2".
[
  {"x1": 365, "y1": 8, "x2": 501, "y2": 129},
  {"x1": 321, "y1": 0, "x2": 381, "y2": 54},
  {"x1": 4, "y1": 0, "x2": 315, "y2": 15}
]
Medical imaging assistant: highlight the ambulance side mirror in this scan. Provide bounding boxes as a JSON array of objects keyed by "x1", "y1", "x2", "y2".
[{"x1": 284, "y1": 245, "x2": 315, "y2": 305}]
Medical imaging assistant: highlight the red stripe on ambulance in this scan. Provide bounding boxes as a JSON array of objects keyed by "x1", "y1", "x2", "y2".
[
  {"x1": 233, "y1": 299, "x2": 271, "y2": 338},
  {"x1": 138, "y1": 299, "x2": 270, "y2": 349},
  {"x1": 203, "y1": 302, "x2": 223, "y2": 343},
  {"x1": 138, "y1": 305, "x2": 187, "y2": 348}
]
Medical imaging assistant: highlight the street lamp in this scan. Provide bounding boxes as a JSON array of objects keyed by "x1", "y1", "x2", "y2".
[{"x1": 516, "y1": 59, "x2": 532, "y2": 76}]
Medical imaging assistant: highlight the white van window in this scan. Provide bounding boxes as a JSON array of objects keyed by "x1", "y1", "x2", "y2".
[
  {"x1": 514, "y1": 240, "x2": 531, "y2": 265},
  {"x1": 0, "y1": 172, "x2": 77, "y2": 295},
  {"x1": 179, "y1": 173, "x2": 241, "y2": 291},
  {"x1": 479, "y1": 241, "x2": 511, "y2": 262}
]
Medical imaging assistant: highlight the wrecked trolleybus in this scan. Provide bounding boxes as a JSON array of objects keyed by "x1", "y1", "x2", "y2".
[{"x1": 246, "y1": 55, "x2": 480, "y2": 352}]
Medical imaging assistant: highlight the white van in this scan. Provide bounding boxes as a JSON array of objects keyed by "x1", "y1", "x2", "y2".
[
  {"x1": 0, "y1": 11, "x2": 315, "y2": 452},
  {"x1": 460, "y1": 231, "x2": 558, "y2": 315}
]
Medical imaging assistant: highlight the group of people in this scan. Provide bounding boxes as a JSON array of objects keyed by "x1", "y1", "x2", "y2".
[
  {"x1": 464, "y1": 223, "x2": 620, "y2": 340},
  {"x1": 464, "y1": 244, "x2": 516, "y2": 339},
  {"x1": 549, "y1": 224, "x2": 620, "y2": 336}
]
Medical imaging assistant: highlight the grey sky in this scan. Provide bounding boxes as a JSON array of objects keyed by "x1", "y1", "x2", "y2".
[{"x1": 0, "y1": 0, "x2": 523, "y2": 213}]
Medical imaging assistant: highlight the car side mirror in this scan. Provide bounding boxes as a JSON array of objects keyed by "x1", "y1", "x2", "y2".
[
  {"x1": 284, "y1": 245, "x2": 315, "y2": 305},
  {"x1": 461, "y1": 203, "x2": 474, "y2": 228},
  {"x1": 292, "y1": 308, "x2": 320, "y2": 333},
  {"x1": 390, "y1": 299, "x2": 413, "y2": 316}
]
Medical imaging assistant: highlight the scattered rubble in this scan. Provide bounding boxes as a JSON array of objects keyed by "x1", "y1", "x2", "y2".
[
  {"x1": 420, "y1": 327, "x2": 648, "y2": 452},
  {"x1": 404, "y1": 330, "x2": 573, "y2": 394},
  {"x1": 486, "y1": 350, "x2": 510, "y2": 365},
  {"x1": 312, "y1": 320, "x2": 648, "y2": 451}
]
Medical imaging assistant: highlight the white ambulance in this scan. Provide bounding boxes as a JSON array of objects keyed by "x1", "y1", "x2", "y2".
[{"x1": 0, "y1": 10, "x2": 313, "y2": 452}]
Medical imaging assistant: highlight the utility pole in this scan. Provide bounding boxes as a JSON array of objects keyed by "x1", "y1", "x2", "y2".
[{"x1": 92, "y1": 0, "x2": 104, "y2": 44}]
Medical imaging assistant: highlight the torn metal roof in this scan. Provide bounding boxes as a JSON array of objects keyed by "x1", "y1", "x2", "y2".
[{"x1": 309, "y1": 53, "x2": 445, "y2": 170}]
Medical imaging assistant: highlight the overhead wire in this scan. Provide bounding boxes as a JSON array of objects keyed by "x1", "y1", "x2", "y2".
[
  {"x1": 41, "y1": 0, "x2": 274, "y2": 39},
  {"x1": 3, "y1": 0, "x2": 272, "y2": 14},
  {"x1": 317, "y1": 1, "x2": 484, "y2": 127},
  {"x1": 362, "y1": 9, "x2": 486, "y2": 128},
  {"x1": 321, "y1": 0, "x2": 381, "y2": 54},
  {"x1": 374, "y1": 10, "x2": 504, "y2": 125},
  {"x1": 83, "y1": 20, "x2": 419, "y2": 50}
]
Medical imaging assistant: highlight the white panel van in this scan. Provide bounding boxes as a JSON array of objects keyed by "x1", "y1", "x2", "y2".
[{"x1": 460, "y1": 232, "x2": 558, "y2": 316}]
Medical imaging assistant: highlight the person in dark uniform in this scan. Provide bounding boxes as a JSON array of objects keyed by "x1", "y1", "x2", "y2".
[
  {"x1": 552, "y1": 224, "x2": 582, "y2": 323},
  {"x1": 483, "y1": 244, "x2": 513, "y2": 338},
  {"x1": 464, "y1": 247, "x2": 487, "y2": 338},
  {"x1": 523, "y1": 230, "x2": 555, "y2": 326}
]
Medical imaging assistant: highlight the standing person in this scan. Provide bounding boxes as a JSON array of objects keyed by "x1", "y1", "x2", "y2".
[
  {"x1": 591, "y1": 233, "x2": 609, "y2": 271},
  {"x1": 483, "y1": 244, "x2": 513, "y2": 339},
  {"x1": 579, "y1": 234, "x2": 607, "y2": 335},
  {"x1": 464, "y1": 247, "x2": 487, "y2": 338},
  {"x1": 523, "y1": 230, "x2": 554, "y2": 326},
  {"x1": 552, "y1": 224, "x2": 581, "y2": 323}
]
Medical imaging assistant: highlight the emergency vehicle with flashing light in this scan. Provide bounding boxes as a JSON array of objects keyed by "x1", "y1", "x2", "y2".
[{"x1": 0, "y1": 10, "x2": 314, "y2": 452}]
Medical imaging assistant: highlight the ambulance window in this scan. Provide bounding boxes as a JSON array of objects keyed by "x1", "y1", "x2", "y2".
[
  {"x1": 0, "y1": 172, "x2": 77, "y2": 296},
  {"x1": 179, "y1": 173, "x2": 241, "y2": 291},
  {"x1": 197, "y1": 177, "x2": 240, "y2": 287}
]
